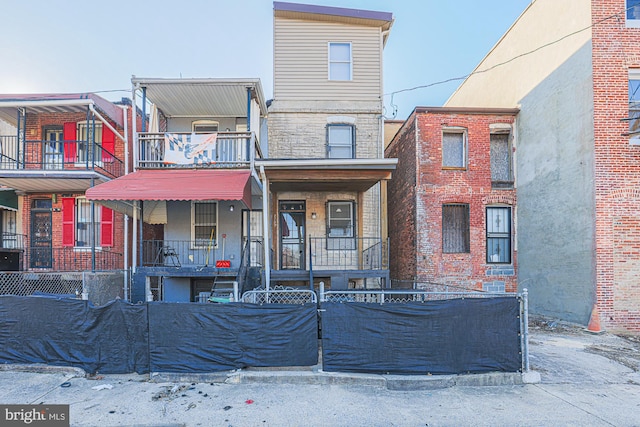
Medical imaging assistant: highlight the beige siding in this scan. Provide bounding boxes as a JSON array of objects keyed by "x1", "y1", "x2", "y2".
[{"x1": 274, "y1": 18, "x2": 382, "y2": 101}]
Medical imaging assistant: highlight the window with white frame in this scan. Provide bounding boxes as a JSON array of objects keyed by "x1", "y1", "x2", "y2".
[
  {"x1": 490, "y1": 132, "x2": 513, "y2": 186},
  {"x1": 442, "y1": 129, "x2": 467, "y2": 169},
  {"x1": 629, "y1": 71, "x2": 640, "y2": 140},
  {"x1": 442, "y1": 204, "x2": 470, "y2": 253},
  {"x1": 328, "y1": 42, "x2": 352, "y2": 81},
  {"x1": 192, "y1": 120, "x2": 219, "y2": 133},
  {"x1": 486, "y1": 206, "x2": 511, "y2": 264},
  {"x1": 76, "y1": 198, "x2": 101, "y2": 247},
  {"x1": 192, "y1": 202, "x2": 217, "y2": 247},
  {"x1": 327, "y1": 201, "x2": 355, "y2": 250},
  {"x1": 76, "y1": 122, "x2": 102, "y2": 162},
  {"x1": 327, "y1": 124, "x2": 355, "y2": 158},
  {"x1": 627, "y1": 0, "x2": 640, "y2": 27}
]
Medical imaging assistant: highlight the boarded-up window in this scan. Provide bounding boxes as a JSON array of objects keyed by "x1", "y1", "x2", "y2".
[
  {"x1": 490, "y1": 133, "x2": 512, "y2": 186},
  {"x1": 442, "y1": 131, "x2": 466, "y2": 168},
  {"x1": 442, "y1": 204, "x2": 469, "y2": 253},
  {"x1": 486, "y1": 206, "x2": 511, "y2": 264}
]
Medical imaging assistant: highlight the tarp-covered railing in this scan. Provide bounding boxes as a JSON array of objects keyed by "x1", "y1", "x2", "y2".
[{"x1": 320, "y1": 297, "x2": 522, "y2": 375}]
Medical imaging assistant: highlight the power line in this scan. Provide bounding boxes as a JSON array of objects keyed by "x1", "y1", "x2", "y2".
[{"x1": 384, "y1": 4, "x2": 629, "y2": 119}]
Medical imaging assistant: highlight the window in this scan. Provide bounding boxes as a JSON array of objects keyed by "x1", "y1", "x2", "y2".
[
  {"x1": 627, "y1": 0, "x2": 640, "y2": 27},
  {"x1": 62, "y1": 197, "x2": 113, "y2": 248},
  {"x1": 486, "y1": 207, "x2": 511, "y2": 264},
  {"x1": 329, "y1": 42, "x2": 352, "y2": 81},
  {"x1": 442, "y1": 130, "x2": 467, "y2": 169},
  {"x1": 192, "y1": 202, "x2": 217, "y2": 247},
  {"x1": 327, "y1": 201, "x2": 355, "y2": 249},
  {"x1": 76, "y1": 122, "x2": 103, "y2": 162},
  {"x1": 629, "y1": 71, "x2": 640, "y2": 140},
  {"x1": 192, "y1": 120, "x2": 219, "y2": 133},
  {"x1": 490, "y1": 132, "x2": 513, "y2": 187},
  {"x1": 327, "y1": 124, "x2": 355, "y2": 158},
  {"x1": 442, "y1": 204, "x2": 469, "y2": 253}
]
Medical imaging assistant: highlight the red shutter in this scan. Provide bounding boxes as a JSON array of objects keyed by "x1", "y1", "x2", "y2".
[
  {"x1": 102, "y1": 126, "x2": 115, "y2": 163},
  {"x1": 62, "y1": 197, "x2": 75, "y2": 247},
  {"x1": 101, "y1": 206, "x2": 114, "y2": 247},
  {"x1": 63, "y1": 122, "x2": 76, "y2": 163}
]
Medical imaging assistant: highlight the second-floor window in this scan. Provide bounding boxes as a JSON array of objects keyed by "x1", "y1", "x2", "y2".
[
  {"x1": 327, "y1": 124, "x2": 355, "y2": 158},
  {"x1": 629, "y1": 71, "x2": 640, "y2": 140},
  {"x1": 192, "y1": 201, "x2": 217, "y2": 248},
  {"x1": 76, "y1": 122, "x2": 103, "y2": 163},
  {"x1": 442, "y1": 129, "x2": 467, "y2": 169},
  {"x1": 490, "y1": 132, "x2": 513, "y2": 187},
  {"x1": 329, "y1": 42, "x2": 352, "y2": 81},
  {"x1": 627, "y1": 0, "x2": 640, "y2": 27}
]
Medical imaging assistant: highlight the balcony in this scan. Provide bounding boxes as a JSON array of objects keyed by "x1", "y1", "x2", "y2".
[
  {"x1": 137, "y1": 131, "x2": 261, "y2": 169},
  {"x1": 309, "y1": 237, "x2": 389, "y2": 270}
]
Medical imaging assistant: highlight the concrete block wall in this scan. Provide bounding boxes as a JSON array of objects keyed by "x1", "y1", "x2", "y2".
[{"x1": 592, "y1": 0, "x2": 640, "y2": 332}]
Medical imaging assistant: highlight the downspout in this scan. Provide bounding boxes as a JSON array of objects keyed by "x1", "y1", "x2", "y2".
[
  {"x1": 120, "y1": 104, "x2": 130, "y2": 300},
  {"x1": 260, "y1": 165, "x2": 270, "y2": 291},
  {"x1": 131, "y1": 81, "x2": 139, "y2": 273},
  {"x1": 138, "y1": 86, "x2": 146, "y2": 268},
  {"x1": 88, "y1": 104, "x2": 126, "y2": 143}
]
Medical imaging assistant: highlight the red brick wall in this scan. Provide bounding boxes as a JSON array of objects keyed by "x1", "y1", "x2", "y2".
[
  {"x1": 592, "y1": 0, "x2": 640, "y2": 331},
  {"x1": 387, "y1": 111, "x2": 517, "y2": 292}
]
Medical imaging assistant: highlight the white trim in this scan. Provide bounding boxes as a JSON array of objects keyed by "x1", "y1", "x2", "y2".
[{"x1": 328, "y1": 42, "x2": 352, "y2": 81}]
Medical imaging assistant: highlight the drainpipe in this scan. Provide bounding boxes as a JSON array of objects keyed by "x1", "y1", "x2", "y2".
[
  {"x1": 120, "y1": 104, "x2": 130, "y2": 300},
  {"x1": 131, "y1": 82, "x2": 139, "y2": 274},
  {"x1": 88, "y1": 104, "x2": 126, "y2": 143},
  {"x1": 260, "y1": 165, "x2": 270, "y2": 291}
]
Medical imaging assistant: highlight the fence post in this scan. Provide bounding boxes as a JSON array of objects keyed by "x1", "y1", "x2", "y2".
[
  {"x1": 522, "y1": 288, "x2": 530, "y2": 372},
  {"x1": 319, "y1": 281, "x2": 325, "y2": 302},
  {"x1": 232, "y1": 281, "x2": 239, "y2": 302}
]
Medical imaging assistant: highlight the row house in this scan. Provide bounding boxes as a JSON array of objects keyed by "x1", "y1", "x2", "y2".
[
  {"x1": 262, "y1": 2, "x2": 396, "y2": 290},
  {"x1": 444, "y1": 0, "x2": 640, "y2": 332},
  {"x1": 386, "y1": 108, "x2": 518, "y2": 292},
  {"x1": 0, "y1": 94, "x2": 129, "y2": 274},
  {"x1": 87, "y1": 78, "x2": 267, "y2": 303}
]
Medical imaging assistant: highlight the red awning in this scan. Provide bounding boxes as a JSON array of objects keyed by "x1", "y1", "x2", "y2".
[{"x1": 86, "y1": 169, "x2": 252, "y2": 209}]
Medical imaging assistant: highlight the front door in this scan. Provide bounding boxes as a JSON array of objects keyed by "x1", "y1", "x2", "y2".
[
  {"x1": 43, "y1": 128, "x2": 63, "y2": 169},
  {"x1": 30, "y1": 199, "x2": 52, "y2": 268},
  {"x1": 279, "y1": 201, "x2": 305, "y2": 269}
]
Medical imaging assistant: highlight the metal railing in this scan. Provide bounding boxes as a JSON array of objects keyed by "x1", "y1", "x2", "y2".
[
  {"x1": 309, "y1": 237, "x2": 388, "y2": 270},
  {"x1": 0, "y1": 232, "x2": 26, "y2": 250},
  {"x1": 136, "y1": 131, "x2": 260, "y2": 168},
  {"x1": 22, "y1": 247, "x2": 123, "y2": 272},
  {"x1": 0, "y1": 136, "x2": 123, "y2": 179},
  {"x1": 241, "y1": 286, "x2": 317, "y2": 304},
  {"x1": 319, "y1": 286, "x2": 516, "y2": 303}
]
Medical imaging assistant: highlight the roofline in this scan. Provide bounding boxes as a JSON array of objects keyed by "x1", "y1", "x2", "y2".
[
  {"x1": 273, "y1": 1, "x2": 393, "y2": 23},
  {"x1": 131, "y1": 77, "x2": 268, "y2": 116},
  {"x1": 256, "y1": 158, "x2": 397, "y2": 169},
  {"x1": 413, "y1": 106, "x2": 520, "y2": 115}
]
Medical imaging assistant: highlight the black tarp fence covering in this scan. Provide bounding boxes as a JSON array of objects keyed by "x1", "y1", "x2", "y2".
[
  {"x1": 147, "y1": 303, "x2": 318, "y2": 372},
  {"x1": 320, "y1": 297, "x2": 522, "y2": 375},
  {"x1": 0, "y1": 296, "x2": 318, "y2": 374},
  {"x1": 0, "y1": 296, "x2": 148, "y2": 374}
]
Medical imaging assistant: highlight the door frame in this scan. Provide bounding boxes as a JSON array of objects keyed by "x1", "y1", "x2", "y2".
[{"x1": 278, "y1": 200, "x2": 306, "y2": 270}]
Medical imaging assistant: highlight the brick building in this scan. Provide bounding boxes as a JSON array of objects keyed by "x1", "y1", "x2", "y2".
[
  {"x1": 445, "y1": 0, "x2": 640, "y2": 332},
  {"x1": 386, "y1": 108, "x2": 518, "y2": 292}
]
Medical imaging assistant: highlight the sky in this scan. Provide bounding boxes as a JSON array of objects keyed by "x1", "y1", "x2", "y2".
[{"x1": 0, "y1": 0, "x2": 533, "y2": 120}]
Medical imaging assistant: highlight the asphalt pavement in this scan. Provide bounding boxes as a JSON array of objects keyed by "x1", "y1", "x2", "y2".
[{"x1": 1, "y1": 319, "x2": 639, "y2": 426}]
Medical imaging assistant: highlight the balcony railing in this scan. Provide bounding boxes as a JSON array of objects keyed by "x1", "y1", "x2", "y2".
[
  {"x1": 137, "y1": 131, "x2": 260, "y2": 168},
  {"x1": 309, "y1": 237, "x2": 389, "y2": 270},
  {"x1": 0, "y1": 136, "x2": 124, "y2": 179},
  {"x1": 0, "y1": 232, "x2": 26, "y2": 250},
  {"x1": 141, "y1": 238, "x2": 264, "y2": 268},
  {"x1": 18, "y1": 247, "x2": 123, "y2": 272}
]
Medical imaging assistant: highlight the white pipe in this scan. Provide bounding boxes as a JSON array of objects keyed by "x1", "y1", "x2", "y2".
[
  {"x1": 1, "y1": 99, "x2": 96, "y2": 108},
  {"x1": 260, "y1": 165, "x2": 270, "y2": 291},
  {"x1": 120, "y1": 105, "x2": 130, "y2": 300},
  {"x1": 89, "y1": 104, "x2": 126, "y2": 143},
  {"x1": 131, "y1": 83, "x2": 139, "y2": 273}
]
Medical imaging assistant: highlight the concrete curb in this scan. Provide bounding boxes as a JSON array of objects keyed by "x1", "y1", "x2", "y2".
[{"x1": 0, "y1": 363, "x2": 85, "y2": 378}]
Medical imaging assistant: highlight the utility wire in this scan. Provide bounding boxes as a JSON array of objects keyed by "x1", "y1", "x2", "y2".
[{"x1": 384, "y1": 4, "x2": 633, "y2": 119}]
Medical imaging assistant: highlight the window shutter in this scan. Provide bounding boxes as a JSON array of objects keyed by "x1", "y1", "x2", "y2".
[
  {"x1": 62, "y1": 197, "x2": 75, "y2": 246},
  {"x1": 102, "y1": 126, "x2": 115, "y2": 162},
  {"x1": 63, "y1": 122, "x2": 76, "y2": 163},
  {"x1": 101, "y1": 206, "x2": 114, "y2": 246}
]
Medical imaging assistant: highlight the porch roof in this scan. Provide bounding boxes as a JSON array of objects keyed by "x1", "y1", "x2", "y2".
[{"x1": 86, "y1": 169, "x2": 253, "y2": 212}]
